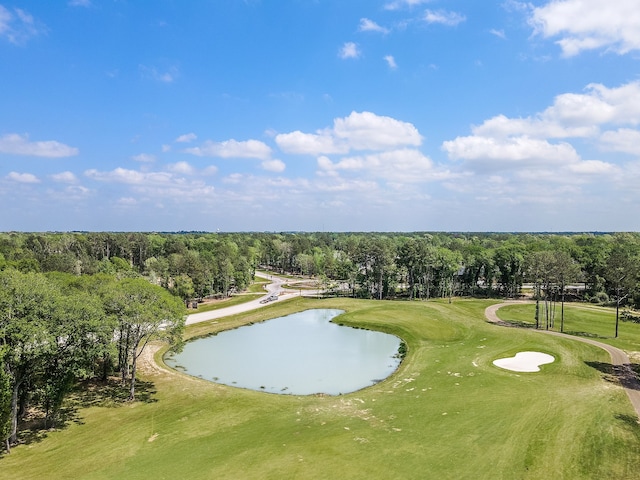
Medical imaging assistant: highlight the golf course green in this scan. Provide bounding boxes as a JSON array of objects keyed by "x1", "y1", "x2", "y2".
[{"x1": 2, "y1": 297, "x2": 640, "y2": 479}]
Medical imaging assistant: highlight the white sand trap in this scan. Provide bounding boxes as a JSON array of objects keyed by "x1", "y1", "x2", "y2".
[{"x1": 493, "y1": 352, "x2": 555, "y2": 372}]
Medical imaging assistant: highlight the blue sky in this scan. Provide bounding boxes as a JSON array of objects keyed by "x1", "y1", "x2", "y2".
[{"x1": 1, "y1": 0, "x2": 639, "y2": 232}]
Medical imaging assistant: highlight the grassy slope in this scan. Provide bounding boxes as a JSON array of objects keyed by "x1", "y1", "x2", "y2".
[{"x1": 3, "y1": 298, "x2": 640, "y2": 479}]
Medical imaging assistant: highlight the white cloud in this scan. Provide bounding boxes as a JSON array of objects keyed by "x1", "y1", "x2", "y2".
[
  {"x1": 175, "y1": 132, "x2": 197, "y2": 143},
  {"x1": 202, "y1": 165, "x2": 218, "y2": 176},
  {"x1": 359, "y1": 18, "x2": 389, "y2": 34},
  {"x1": 600, "y1": 128, "x2": 640, "y2": 155},
  {"x1": 116, "y1": 197, "x2": 138, "y2": 206},
  {"x1": 384, "y1": 0, "x2": 432, "y2": 10},
  {"x1": 185, "y1": 139, "x2": 272, "y2": 160},
  {"x1": 275, "y1": 131, "x2": 348, "y2": 156},
  {"x1": 68, "y1": 0, "x2": 91, "y2": 6},
  {"x1": 131, "y1": 153, "x2": 156, "y2": 163},
  {"x1": 276, "y1": 111, "x2": 422, "y2": 156},
  {"x1": 490, "y1": 29, "x2": 506, "y2": 39},
  {"x1": 424, "y1": 10, "x2": 466, "y2": 26},
  {"x1": 50, "y1": 171, "x2": 77, "y2": 183},
  {"x1": 317, "y1": 148, "x2": 436, "y2": 183},
  {"x1": 530, "y1": 0, "x2": 640, "y2": 56},
  {"x1": 167, "y1": 161, "x2": 195, "y2": 175},
  {"x1": 384, "y1": 55, "x2": 397, "y2": 69},
  {"x1": 566, "y1": 160, "x2": 618, "y2": 175},
  {"x1": 333, "y1": 111, "x2": 423, "y2": 150},
  {"x1": 84, "y1": 167, "x2": 215, "y2": 202},
  {"x1": 339, "y1": 42, "x2": 360, "y2": 59},
  {"x1": 6, "y1": 171, "x2": 40, "y2": 183},
  {"x1": 161, "y1": 144, "x2": 171, "y2": 152},
  {"x1": 471, "y1": 81, "x2": 640, "y2": 140},
  {"x1": 0, "y1": 6, "x2": 43, "y2": 45},
  {"x1": 85, "y1": 168, "x2": 172, "y2": 185},
  {"x1": 261, "y1": 159, "x2": 286, "y2": 172},
  {"x1": 443, "y1": 135, "x2": 581, "y2": 168},
  {"x1": 0, "y1": 133, "x2": 78, "y2": 157}
]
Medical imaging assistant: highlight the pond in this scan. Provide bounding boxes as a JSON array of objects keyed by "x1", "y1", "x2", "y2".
[{"x1": 164, "y1": 309, "x2": 403, "y2": 395}]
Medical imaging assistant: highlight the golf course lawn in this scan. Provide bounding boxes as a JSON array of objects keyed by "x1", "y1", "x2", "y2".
[{"x1": 3, "y1": 297, "x2": 640, "y2": 479}]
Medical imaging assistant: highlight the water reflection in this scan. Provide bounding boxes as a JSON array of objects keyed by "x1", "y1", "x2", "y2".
[{"x1": 165, "y1": 309, "x2": 402, "y2": 395}]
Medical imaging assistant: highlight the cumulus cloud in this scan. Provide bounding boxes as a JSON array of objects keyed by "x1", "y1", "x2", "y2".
[
  {"x1": 359, "y1": 18, "x2": 389, "y2": 34},
  {"x1": 0, "y1": 5, "x2": 43, "y2": 45},
  {"x1": 600, "y1": 128, "x2": 640, "y2": 155},
  {"x1": 334, "y1": 111, "x2": 422, "y2": 150},
  {"x1": 175, "y1": 132, "x2": 197, "y2": 143},
  {"x1": 470, "y1": 81, "x2": 640, "y2": 141},
  {"x1": 384, "y1": 0, "x2": 432, "y2": 10},
  {"x1": 6, "y1": 171, "x2": 40, "y2": 183},
  {"x1": 261, "y1": 159, "x2": 286, "y2": 172},
  {"x1": 85, "y1": 168, "x2": 172, "y2": 185},
  {"x1": 424, "y1": 10, "x2": 466, "y2": 26},
  {"x1": 185, "y1": 139, "x2": 272, "y2": 160},
  {"x1": 339, "y1": 42, "x2": 360, "y2": 59},
  {"x1": 276, "y1": 111, "x2": 422, "y2": 156},
  {"x1": 443, "y1": 136, "x2": 581, "y2": 168},
  {"x1": 131, "y1": 153, "x2": 156, "y2": 163},
  {"x1": 50, "y1": 171, "x2": 77, "y2": 183},
  {"x1": 0, "y1": 133, "x2": 78, "y2": 157},
  {"x1": 202, "y1": 165, "x2": 218, "y2": 176},
  {"x1": 84, "y1": 167, "x2": 215, "y2": 202},
  {"x1": 566, "y1": 160, "x2": 618, "y2": 175},
  {"x1": 317, "y1": 148, "x2": 436, "y2": 183},
  {"x1": 530, "y1": 0, "x2": 640, "y2": 56},
  {"x1": 274, "y1": 131, "x2": 348, "y2": 156},
  {"x1": 167, "y1": 161, "x2": 195, "y2": 175},
  {"x1": 441, "y1": 80, "x2": 640, "y2": 184}
]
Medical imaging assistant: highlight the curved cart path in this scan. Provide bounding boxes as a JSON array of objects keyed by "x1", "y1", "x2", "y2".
[
  {"x1": 185, "y1": 271, "x2": 303, "y2": 326},
  {"x1": 486, "y1": 302, "x2": 640, "y2": 419}
]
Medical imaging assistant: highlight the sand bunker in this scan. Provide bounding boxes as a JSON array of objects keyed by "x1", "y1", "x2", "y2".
[{"x1": 492, "y1": 351, "x2": 555, "y2": 372}]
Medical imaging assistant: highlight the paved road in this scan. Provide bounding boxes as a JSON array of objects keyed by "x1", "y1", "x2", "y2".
[
  {"x1": 185, "y1": 271, "x2": 297, "y2": 326},
  {"x1": 486, "y1": 301, "x2": 640, "y2": 419}
]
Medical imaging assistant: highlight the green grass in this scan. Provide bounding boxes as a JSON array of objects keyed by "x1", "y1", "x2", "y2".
[
  {"x1": 3, "y1": 298, "x2": 640, "y2": 479},
  {"x1": 496, "y1": 302, "x2": 640, "y2": 353}
]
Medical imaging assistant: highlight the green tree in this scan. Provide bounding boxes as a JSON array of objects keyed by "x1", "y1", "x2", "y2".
[
  {"x1": 494, "y1": 243, "x2": 525, "y2": 298},
  {"x1": 604, "y1": 238, "x2": 640, "y2": 337},
  {"x1": 39, "y1": 291, "x2": 109, "y2": 427},
  {"x1": 0, "y1": 270, "x2": 59, "y2": 449},
  {"x1": 104, "y1": 278, "x2": 184, "y2": 400}
]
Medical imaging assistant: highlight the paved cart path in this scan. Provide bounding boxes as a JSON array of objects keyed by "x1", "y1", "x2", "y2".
[
  {"x1": 185, "y1": 271, "x2": 306, "y2": 326},
  {"x1": 486, "y1": 302, "x2": 640, "y2": 420}
]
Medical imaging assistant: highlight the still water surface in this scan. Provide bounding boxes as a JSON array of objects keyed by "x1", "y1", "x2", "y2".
[{"x1": 165, "y1": 309, "x2": 402, "y2": 395}]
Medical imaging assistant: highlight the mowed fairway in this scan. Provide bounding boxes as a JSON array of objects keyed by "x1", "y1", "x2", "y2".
[{"x1": 3, "y1": 298, "x2": 640, "y2": 479}]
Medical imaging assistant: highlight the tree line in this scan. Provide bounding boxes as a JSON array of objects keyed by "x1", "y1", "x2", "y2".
[{"x1": 1, "y1": 231, "x2": 639, "y2": 306}]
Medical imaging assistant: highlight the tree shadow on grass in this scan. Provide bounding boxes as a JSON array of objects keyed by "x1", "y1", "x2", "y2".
[
  {"x1": 1, "y1": 378, "x2": 158, "y2": 456},
  {"x1": 71, "y1": 378, "x2": 158, "y2": 409},
  {"x1": 615, "y1": 414, "x2": 640, "y2": 438},
  {"x1": 487, "y1": 319, "x2": 538, "y2": 328},
  {"x1": 564, "y1": 330, "x2": 607, "y2": 339},
  {"x1": 586, "y1": 361, "x2": 640, "y2": 391}
]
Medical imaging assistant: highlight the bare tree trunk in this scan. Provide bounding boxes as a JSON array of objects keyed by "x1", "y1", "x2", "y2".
[
  {"x1": 128, "y1": 354, "x2": 137, "y2": 401},
  {"x1": 9, "y1": 381, "x2": 19, "y2": 445}
]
